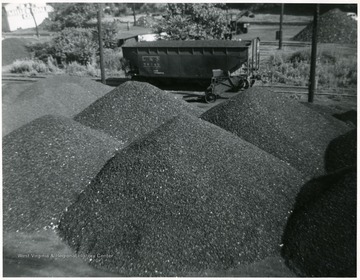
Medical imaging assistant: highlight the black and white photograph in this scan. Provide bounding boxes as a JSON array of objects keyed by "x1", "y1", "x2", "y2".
[{"x1": 2, "y1": 1, "x2": 357, "y2": 277}]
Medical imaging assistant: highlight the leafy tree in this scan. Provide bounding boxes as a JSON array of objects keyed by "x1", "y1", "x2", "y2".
[
  {"x1": 153, "y1": 3, "x2": 229, "y2": 40},
  {"x1": 52, "y1": 28, "x2": 98, "y2": 65},
  {"x1": 47, "y1": 3, "x2": 97, "y2": 30}
]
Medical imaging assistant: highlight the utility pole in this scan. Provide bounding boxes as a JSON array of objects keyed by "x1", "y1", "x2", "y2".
[
  {"x1": 29, "y1": 4, "x2": 39, "y2": 38},
  {"x1": 97, "y1": 3, "x2": 106, "y2": 84},
  {"x1": 132, "y1": 3, "x2": 137, "y2": 26},
  {"x1": 278, "y1": 4, "x2": 284, "y2": 49},
  {"x1": 308, "y1": 4, "x2": 319, "y2": 103}
]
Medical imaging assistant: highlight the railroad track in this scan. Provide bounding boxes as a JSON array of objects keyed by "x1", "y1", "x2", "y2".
[{"x1": 2, "y1": 74, "x2": 356, "y2": 97}]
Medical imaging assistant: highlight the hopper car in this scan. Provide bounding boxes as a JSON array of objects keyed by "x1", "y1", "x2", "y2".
[{"x1": 122, "y1": 38, "x2": 260, "y2": 102}]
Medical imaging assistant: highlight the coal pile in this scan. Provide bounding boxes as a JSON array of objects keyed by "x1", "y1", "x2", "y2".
[
  {"x1": 2, "y1": 38, "x2": 31, "y2": 66},
  {"x1": 3, "y1": 115, "x2": 123, "y2": 233},
  {"x1": 325, "y1": 129, "x2": 357, "y2": 173},
  {"x1": 333, "y1": 109, "x2": 357, "y2": 127},
  {"x1": 201, "y1": 87, "x2": 350, "y2": 178},
  {"x1": 74, "y1": 81, "x2": 203, "y2": 144},
  {"x1": 293, "y1": 9, "x2": 357, "y2": 44},
  {"x1": 59, "y1": 114, "x2": 305, "y2": 276},
  {"x1": 281, "y1": 167, "x2": 356, "y2": 277},
  {"x1": 3, "y1": 75, "x2": 111, "y2": 135}
]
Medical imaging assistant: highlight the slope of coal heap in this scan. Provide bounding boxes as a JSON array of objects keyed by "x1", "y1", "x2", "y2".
[
  {"x1": 74, "y1": 81, "x2": 203, "y2": 144},
  {"x1": 2, "y1": 38, "x2": 31, "y2": 66},
  {"x1": 3, "y1": 115, "x2": 123, "y2": 233},
  {"x1": 3, "y1": 75, "x2": 111, "y2": 135},
  {"x1": 59, "y1": 114, "x2": 305, "y2": 277},
  {"x1": 325, "y1": 129, "x2": 357, "y2": 173},
  {"x1": 293, "y1": 9, "x2": 357, "y2": 44},
  {"x1": 201, "y1": 87, "x2": 349, "y2": 178},
  {"x1": 333, "y1": 109, "x2": 357, "y2": 127},
  {"x1": 281, "y1": 167, "x2": 356, "y2": 277}
]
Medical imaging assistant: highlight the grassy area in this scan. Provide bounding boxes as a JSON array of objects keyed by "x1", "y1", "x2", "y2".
[{"x1": 260, "y1": 44, "x2": 357, "y2": 89}]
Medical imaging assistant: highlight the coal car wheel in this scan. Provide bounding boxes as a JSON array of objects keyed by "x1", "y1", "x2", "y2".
[{"x1": 205, "y1": 93, "x2": 217, "y2": 103}]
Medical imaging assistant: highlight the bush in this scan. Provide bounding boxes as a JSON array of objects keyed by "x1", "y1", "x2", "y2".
[
  {"x1": 261, "y1": 48, "x2": 357, "y2": 89},
  {"x1": 53, "y1": 28, "x2": 97, "y2": 65},
  {"x1": 65, "y1": 61, "x2": 99, "y2": 77},
  {"x1": 100, "y1": 48, "x2": 123, "y2": 71},
  {"x1": 26, "y1": 42, "x2": 59, "y2": 64},
  {"x1": 10, "y1": 59, "x2": 49, "y2": 74}
]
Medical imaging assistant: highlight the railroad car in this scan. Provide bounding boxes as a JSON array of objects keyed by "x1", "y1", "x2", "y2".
[{"x1": 122, "y1": 38, "x2": 260, "y2": 102}]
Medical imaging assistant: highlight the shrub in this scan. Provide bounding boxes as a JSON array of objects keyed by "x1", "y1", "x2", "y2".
[
  {"x1": 100, "y1": 48, "x2": 123, "y2": 72},
  {"x1": 65, "y1": 61, "x2": 99, "y2": 77},
  {"x1": 10, "y1": 59, "x2": 49, "y2": 74},
  {"x1": 261, "y1": 48, "x2": 357, "y2": 89},
  {"x1": 53, "y1": 28, "x2": 98, "y2": 65},
  {"x1": 26, "y1": 41, "x2": 58, "y2": 64}
]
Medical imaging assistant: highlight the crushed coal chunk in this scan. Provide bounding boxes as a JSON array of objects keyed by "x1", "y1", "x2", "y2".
[
  {"x1": 201, "y1": 87, "x2": 350, "y2": 178},
  {"x1": 282, "y1": 167, "x2": 356, "y2": 277},
  {"x1": 74, "y1": 81, "x2": 203, "y2": 144},
  {"x1": 59, "y1": 114, "x2": 305, "y2": 277},
  {"x1": 3, "y1": 115, "x2": 123, "y2": 233},
  {"x1": 3, "y1": 75, "x2": 111, "y2": 135}
]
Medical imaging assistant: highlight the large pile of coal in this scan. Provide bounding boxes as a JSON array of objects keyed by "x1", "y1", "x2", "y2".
[
  {"x1": 2, "y1": 38, "x2": 31, "y2": 66},
  {"x1": 333, "y1": 109, "x2": 357, "y2": 127},
  {"x1": 201, "y1": 87, "x2": 349, "y2": 178},
  {"x1": 281, "y1": 167, "x2": 356, "y2": 277},
  {"x1": 325, "y1": 129, "x2": 357, "y2": 173},
  {"x1": 293, "y1": 9, "x2": 357, "y2": 44},
  {"x1": 59, "y1": 114, "x2": 305, "y2": 276},
  {"x1": 74, "y1": 81, "x2": 203, "y2": 144},
  {"x1": 3, "y1": 115, "x2": 123, "y2": 233},
  {"x1": 3, "y1": 75, "x2": 111, "y2": 135}
]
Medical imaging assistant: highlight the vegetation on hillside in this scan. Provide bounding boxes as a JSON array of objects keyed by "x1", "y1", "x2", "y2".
[{"x1": 261, "y1": 48, "x2": 357, "y2": 89}]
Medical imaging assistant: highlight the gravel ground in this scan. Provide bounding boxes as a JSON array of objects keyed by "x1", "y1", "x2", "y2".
[
  {"x1": 293, "y1": 9, "x2": 357, "y2": 44},
  {"x1": 2, "y1": 75, "x2": 112, "y2": 136},
  {"x1": 3, "y1": 115, "x2": 123, "y2": 233},
  {"x1": 281, "y1": 167, "x2": 356, "y2": 277},
  {"x1": 325, "y1": 129, "x2": 357, "y2": 173},
  {"x1": 58, "y1": 114, "x2": 305, "y2": 277},
  {"x1": 74, "y1": 81, "x2": 203, "y2": 144},
  {"x1": 201, "y1": 87, "x2": 350, "y2": 178}
]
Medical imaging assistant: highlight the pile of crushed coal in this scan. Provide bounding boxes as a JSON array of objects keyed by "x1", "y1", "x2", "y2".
[
  {"x1": 333, "y1": 109, "x2": 357, "y2": 127},
  {"x1": 3, "y1": 115, "x2": 123, "y2": 233},
  {"x1": 3, "y1": 75, "x2": 111, "y2": 135},
  {"x1": 2, "y1": 38, "x2": 31, "y2": 66},
  {"x1": 293, "y1": 9, "x2": 357, "y2": 44},
  {"x1": 74, "y1": 81, "x2": 203, "y2": 144},
  {"x1": 325, "y1": 129, "x2": 357, "y2": 173},
  {"x1": 59, "y1": 114, "x2": 305, "y2": 277},
  {"x1": 201, "y1": 87, "x2": 350, "y2": 178},
  {"x1": 281, "y1": 167, "x2": 356, "y2": 277}
]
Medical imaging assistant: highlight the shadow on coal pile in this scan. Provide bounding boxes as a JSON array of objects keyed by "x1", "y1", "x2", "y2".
[
  {"x1": 324, "y1": 129, "x2": 357, "y2": 173},
  {"x1": 281, "y1": 167, "x2": 357, "y2": 277},
  {"x1": 333, "y1": 110, "x2": 357, "y2": 127}
]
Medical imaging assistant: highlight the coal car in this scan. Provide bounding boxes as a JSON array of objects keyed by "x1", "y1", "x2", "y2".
[{"x1": 122, "y1": 38, "x2": 260, "y2": 102}]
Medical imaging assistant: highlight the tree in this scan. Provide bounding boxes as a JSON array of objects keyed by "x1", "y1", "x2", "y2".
[
  {"x1": 153, "y1": 3, "x2": 229, "y2": 40},
  {"x1": 47, "y1": 3, "x2": 97, "y2": 30}
]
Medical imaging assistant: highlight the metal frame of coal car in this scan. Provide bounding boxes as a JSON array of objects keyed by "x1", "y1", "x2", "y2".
[{"x1": 122, "y1": 38, "x2": 260, "y2": 102}]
